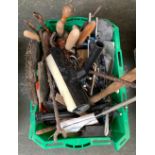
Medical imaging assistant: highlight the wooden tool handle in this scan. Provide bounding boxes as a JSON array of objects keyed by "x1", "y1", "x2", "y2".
[
  {"x1": 56, "y1": 4, "x2": 73, "y2": 36},
  {"x1": 77, "y1": 21, "x2": 96, "y2": 45},
  {"x1": 62, "y1": 4, "x2": 73, "y2": 19},
  {"x1": 56, "y1": 20, "x2": 65, "y2": 36},
  {"x1": 90, "y1": 68, "x2": 136, "y2": 104},
  {"x1": 23, "y1": 30, "x2": 40, "y2": 42},
  {"x1": 55, "y1": 93, "x2": 65, "y2": 105},
  {"x1": 65, "y1": 25, "x2": 80, "y2": 50}
]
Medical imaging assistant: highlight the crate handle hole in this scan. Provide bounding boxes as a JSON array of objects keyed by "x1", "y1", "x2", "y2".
[
  {"x1": 120, "y1": 138, "x2": 127, "y2": 146},
  {"x1": 118, "y1": 52, "x2": 122, "y2": 67},
  {"x1": 83, "y1": 142, "x2": 91, "y2": 147},
  {"x1": 122, "y1": 93, "x2": 127, "y2": 101},
  {"x1": 35, "y1": 138, "x2": 42, "y2": 145},
  {"x1": 75, "y1": 145, "x2": 82, "y2": 148},
  {"x1": 66, "y1": 144, "x2": 73, "y2": 148},
  {"x1": 46, "y1": 142, "x2": 63, "y2": 147},
  {"x1": 93, "y1": 140, "x2": 111, "y2": 144}
]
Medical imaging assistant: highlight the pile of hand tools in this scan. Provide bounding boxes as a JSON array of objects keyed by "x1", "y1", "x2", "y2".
[{"x1": 24, "y1": 4, "x2": 136, "y2": 141}]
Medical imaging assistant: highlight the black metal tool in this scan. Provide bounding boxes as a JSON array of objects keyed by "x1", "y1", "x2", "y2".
[{"x1": 72, "y1": 41, "x2": 104, "y2": 81}]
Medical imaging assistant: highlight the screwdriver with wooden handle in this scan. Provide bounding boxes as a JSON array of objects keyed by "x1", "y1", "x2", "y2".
[
  {"x1": 56, "y1": 4, "x2": 74, "y2": 36},
  {"x1": 90, "y1": 68, "x2": 136, "y2": 104},
  {"x1": 65, "y1": 25, "x2": 80, "y2": 50},
  {"x1": 77, "y1": 21, "x2": 96, "y2": 46}
]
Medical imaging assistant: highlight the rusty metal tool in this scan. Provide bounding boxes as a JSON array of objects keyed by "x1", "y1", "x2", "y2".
[
  {"x1": 24, "y1": 20, "x2": 37, "y2": 32},
  {"x1": 38, "y1": 30, "x2": 51, "y2": 61},
  {"x1": 96, "y1": 96, "x2": 136, "y2": 117},
  {"x1": 95, "y1": 17, "x2": 98, "y2": 38},
  {"x1": 55, "y1": 32, "x2": 68, "y2": 49},
  {"x1": 56, "y1": 4, "x2": 74, "y2": 36},
  {"x1": 23, "y1": 30, "x2": 40, "y2": 42},
  {"x1": 90, "y1": 63, "x2": 97, "y2": 96},
  {"x1": 49, "y1": 32, "x2": 57, "y2": 47},
  {"x1": 25, "y1": 40, "x2": 41, "y2": 104},
  {"x1": 90, "y1": 68, "x2": 136, "y2": 104},
  {"x1": 91, "y1": 6, "x2": 102, "y2": 18},
  {"x1": 56, "y1": 38, "x2": 66, "y2": 49},
  {"x1": 47, "y1": 71, "x2": 67, "y2": 141},
  {"x1": 46, "y1": 64, "x2": 67, "y2": 141},
  {"x1": 90, "y1": 71, "x2": 136, "y2": 88},
  {"x1": 33, "y1": 12, "x2": 50, "y2": 33},
  {"x1": 77, "y1": 21, "x2": 96, "y2": 46}
]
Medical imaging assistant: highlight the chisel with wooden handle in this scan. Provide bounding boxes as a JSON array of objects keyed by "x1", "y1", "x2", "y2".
[
  {"x1": 77, "y1": 21, "x2": 96, "y2": 46},
  {"x1": 56, "y1": 4, "x2": 74, "y2": 36},
  {"x1": 90, "y1": 68, "x2": 136, "y2": 104},
  {"x1": 23, "y1": 30, "x2": 40, "y2": 42},
  {"x1": 24, "y1": 20, "x2": 37, "y2": 32},
  {"x1": 65, "y1": 25, "x2": 80, "y2": 50}
]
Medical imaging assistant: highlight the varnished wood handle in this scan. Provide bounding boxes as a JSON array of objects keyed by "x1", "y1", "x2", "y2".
[
  {"x1": 90, "y1": 68, "x2": 136, "y2": 104},
  {"x1": 56, "y1": 4, "x2": 73, "y2": 36},
  {"x1": 56, "y1": 20, "x2": 65, "y2": 36},
  {"x1": 23, "y1": 30, "x2": 40, "y2": 42},
  {"x1": 77, "y1": 21, "x2": 96, "y2": 45},
  {"x1": 65, "y1": 25, "x2": 80, "y2": 50},
  {"x1": 62, "y1": 4, "x2": 73, "y2": 19}
]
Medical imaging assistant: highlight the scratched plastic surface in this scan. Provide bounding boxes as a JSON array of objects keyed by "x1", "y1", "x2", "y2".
[{"x1": 29, "y1": 17, "x2": 129, "y2": 151}]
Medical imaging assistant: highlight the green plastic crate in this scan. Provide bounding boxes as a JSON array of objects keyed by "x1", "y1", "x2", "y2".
[{"x1": 29, "y1": 17, "x2": 129, "y2": 151}]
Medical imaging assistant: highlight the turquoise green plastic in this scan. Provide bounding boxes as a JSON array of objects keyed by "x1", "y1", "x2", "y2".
[{"x1": 29, "y1": 17, "x2": 129, "y2": 151}]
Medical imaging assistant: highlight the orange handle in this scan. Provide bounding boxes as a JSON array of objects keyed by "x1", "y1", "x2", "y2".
[
  {"x1": 62, "y1": 4, "x2": 73, "y2": 19},
  {"x1": 77, "y1": 21, "x2": 96, "y2": 45}
]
